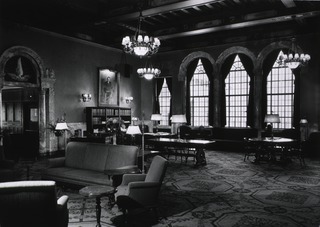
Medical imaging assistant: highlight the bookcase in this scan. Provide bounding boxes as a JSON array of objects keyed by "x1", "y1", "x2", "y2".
[{"x1": 86, "y1": 106, "x2": 131, "y2": 136}]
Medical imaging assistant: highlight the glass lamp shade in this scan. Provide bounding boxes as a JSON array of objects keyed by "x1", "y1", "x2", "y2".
[
  {"x1": 264, "y1": 114, "x2": 280, "y2": 123},
  {"x1": 133, "y1": 46, "x2": 149, "y2": 56},
  {"x1": 151, "y1": 114, "x2": 162, "y2": 121},
  {"x1": 55, "y1": 122, "x2": 68, "y2": 130},
  {"x1": 171, "y1": 114, "x2": 187, "y2": 123},
  {"x1": 126, "y1": 125, "x2": 142, "y2": 135},
  {"x1": 143, "y1": 73, "x2": 154, "y2": 80},
  {"x1": 287, "y1": 61, "x2": 300, "y2": 69}
]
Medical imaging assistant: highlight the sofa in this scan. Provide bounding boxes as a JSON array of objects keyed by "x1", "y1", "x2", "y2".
[{"x1": 41, "y1": 142, "x2": 139, "y2": 187}]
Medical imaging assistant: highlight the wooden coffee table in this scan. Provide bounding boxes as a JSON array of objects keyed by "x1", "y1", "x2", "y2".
[{"x1": 79, "y1": 185, "x2": 115, "y2": 227}]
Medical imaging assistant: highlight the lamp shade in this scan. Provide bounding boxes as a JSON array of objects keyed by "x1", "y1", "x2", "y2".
[
  {"x1": 126, "y1": 125, "x2": 142, "y2": 135},
  {"x1": 300, "y1": 119, "x2": 308, "y2": 124},
  {"x1": 264, "y1": 114, "x2": 280, "y2": 123},
  {"x1": 151, "y1": 114, "x2": 162, "y2": 121},
  {"x1": 171, "y1": 114, "x2": 187, "y2": 123},
  {"x1": 55, "y1": 122, "x2": 68, "y2": 130}
]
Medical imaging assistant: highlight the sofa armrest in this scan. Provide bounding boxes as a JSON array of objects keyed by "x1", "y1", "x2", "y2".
[
  {"x1": 121, "y1": 174, "x2": 146, "y2": 186},
  {"x1": 57, "y1": 195, "x2": 69, "y2": 207},
  {"x1": 56, "y1": 195, "x2": 69, "y2": 227},
  {"x1": 48, "y1": 157, "x2": 65, "y2": 168},
  {"x1": 129, "y1": 181, "x2": 160, "y2": 189}
]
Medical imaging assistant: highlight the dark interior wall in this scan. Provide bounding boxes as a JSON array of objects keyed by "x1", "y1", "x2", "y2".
[
  {"x1": 0, "y1": 22, "x2": 141, "y2": 123},
  {"x1": 147, "y1": 33, "x2": 320, "y2": 130}
]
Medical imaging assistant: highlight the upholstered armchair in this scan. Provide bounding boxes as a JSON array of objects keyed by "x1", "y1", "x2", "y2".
[
  {"x1": 115, "y1": 155, "x2": 168, "y2": 217},
  {"x1": 0, "y1": 148, "x2": 19, "y2": 182},
  {"x1": 0, "y1": 180, "x2": 69, "y2": 227}
]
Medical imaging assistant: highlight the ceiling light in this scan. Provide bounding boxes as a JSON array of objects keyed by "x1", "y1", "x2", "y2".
[
  {"x1": 122, "y1": 12, "x2": 160, "y2": 57},
  {"x1": 277, "y1": 38, "x2": 310, "y2": 69},
  {"x1": 137, "y1": 67, "x2": 161, "y2": 80}
]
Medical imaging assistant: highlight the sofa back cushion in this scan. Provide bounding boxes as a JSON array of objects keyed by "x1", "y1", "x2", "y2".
[
  {"x1": 65, "y1": 142, "x2": 88, "y2": 169},
  {"x1": 105, "y1": 145, "x2": 138, "y2": 170},
  {"x1": 83, "y1": 143, "x2": 110, "y2": 171}
]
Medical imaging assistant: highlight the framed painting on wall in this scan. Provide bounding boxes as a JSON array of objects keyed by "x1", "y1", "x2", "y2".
[{"x1": 98, "y1": 68, "x2": 119, "y2": 106}]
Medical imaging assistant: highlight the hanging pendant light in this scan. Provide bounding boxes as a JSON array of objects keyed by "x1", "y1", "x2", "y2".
[
  {"x1": 137, "y1": 67, "x2": 161, "y2": 80},
  {"x1": 277, "y1": 38, "x2": 311, "y2": 69},
  {"x1": 121, "y1": 12, "x2": 160, "y2": 57},
  {"x1": 137, "y1": 56, "x2": 161, "y2": 80}
]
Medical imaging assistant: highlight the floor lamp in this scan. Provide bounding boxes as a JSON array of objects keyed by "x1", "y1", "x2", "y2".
[{"x1": 55, "y1": 122, "x2": 68, "y2": 151}]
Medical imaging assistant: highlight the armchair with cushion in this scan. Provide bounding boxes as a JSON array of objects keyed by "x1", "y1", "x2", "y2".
[
  {"x1": 115, "y1": 155, "x2": 168, "y2": 224},
  {"x1": 0, "y1": 180, "x2": 69, "y2": 227},
  {"x1": 0, "y1": 148, "x2": 20, "y2": 182}
]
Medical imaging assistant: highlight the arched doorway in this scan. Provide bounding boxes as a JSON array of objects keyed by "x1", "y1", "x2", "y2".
[{"x1": 0, "y1": 46, "x2": 56, "y2": 159}]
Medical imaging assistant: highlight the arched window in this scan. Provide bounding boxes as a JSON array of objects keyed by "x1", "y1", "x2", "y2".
[
  {"x1": 159, "y1": 78, "x2": 171, "y2": 125},
  {"x1": 267, "y1": 51, "x2": 295, "y2": 129},
  {"x1": 190, "y1": 59, "x2": 209, "y2": 126},
  {"x1": 225, "y1": 55, "x2": 250, "y2": 127}
]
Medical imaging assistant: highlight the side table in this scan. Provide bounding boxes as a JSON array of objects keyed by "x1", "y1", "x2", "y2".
[{"x1": 79, "y1": 185, "x2": 115, "y2": 227}]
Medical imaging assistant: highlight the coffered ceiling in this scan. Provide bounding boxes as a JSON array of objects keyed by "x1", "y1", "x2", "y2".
[{"x1": 1, "y1": 0, "x2": 320, "y2": 52}]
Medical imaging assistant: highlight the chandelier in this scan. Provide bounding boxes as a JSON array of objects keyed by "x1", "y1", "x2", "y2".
[
  {"x1": 121, "y1": 12, "x2": 160, "y2": 57},
  {"x1": 137, "y1": 67, "x2": 161, "y2": 80},
  {"x1": 277, "y1": 38, "x2": 311, "y2": 69}
]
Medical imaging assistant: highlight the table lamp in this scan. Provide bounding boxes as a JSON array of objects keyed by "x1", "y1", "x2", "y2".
[
  {"x1": 171, "y1": 114, "x2": 187, "y2": 139},
  {"x1": 299, "y1": 118, "x2": 308, "y2": 141},
  {"x1": 151, "y1": 113, "x2": 162, "y2": 133},
  {"x1": 126, "y1": 125, "x2": 142, "y2": 145},
  {"x1": 55, "y1": 122, "x2": 68, "y2": 151},
  {"x1": 264, "y1": 114, "x2": 280, "y2": 140}
]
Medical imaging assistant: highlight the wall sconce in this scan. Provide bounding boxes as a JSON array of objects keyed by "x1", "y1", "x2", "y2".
[
  {"x1": 125, "y1": 96, "x2": 133, "y2": 103},
  {"x1": 82, "y1": 93, "x2": 92, "y2": 102}
]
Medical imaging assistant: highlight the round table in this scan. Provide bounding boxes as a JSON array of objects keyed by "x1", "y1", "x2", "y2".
[{"x1": 79, "y1": 185, "x2": 115, "y2": 227}]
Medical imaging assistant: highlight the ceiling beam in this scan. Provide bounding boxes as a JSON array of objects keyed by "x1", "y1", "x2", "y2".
[
  {"x1": 157, "y1": 10, "x2": 320, "y2": 40},
  {"x1": 281, "y1": 0, "x2": 296, "y2": 8},
  {"x1": 107, "y1": 0, "x2": 224, "y2": 22}
]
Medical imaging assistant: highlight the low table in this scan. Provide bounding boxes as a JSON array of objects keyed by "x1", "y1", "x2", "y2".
[{"x1": 79, "y1": 185, "x2": 115, "y2": 227}]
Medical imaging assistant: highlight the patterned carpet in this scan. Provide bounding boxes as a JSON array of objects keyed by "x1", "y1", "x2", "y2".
[{"x1": 26, "y1": 150, "x2": 320, "y2": 227}]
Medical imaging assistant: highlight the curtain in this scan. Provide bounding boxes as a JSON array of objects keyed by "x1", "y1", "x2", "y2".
[
  {"x1": 239, "y1": 54, "x2": 254, "y2": 128},
  {"x1": 291, "y1": 67, "x2": 301, "y2": 129},
  {"x1": 220, "y1": 54, "x2": 236, "y2": 127},
  {"x1": 262, "y1": 50, "x2": 281, "y2": 127},
  {"x1": 166, "y1": 77, "x2": 173, "y2": 124},
  {"x1": 201, "y1": 58, "x2": 214, "y2": 126},
  {"x1": 154, "y1": 78, "x2": 164, "y2": 114},
  {"x1": 186, "y1": 59, "x2": 199, "y2": 125}
]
